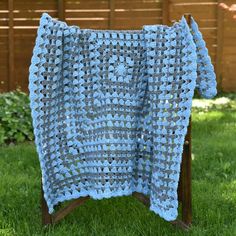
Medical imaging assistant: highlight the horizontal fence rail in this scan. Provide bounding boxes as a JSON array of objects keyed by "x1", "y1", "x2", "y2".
[{"x1": 0, "y1": 0, "x2": 236, "y2": 93}]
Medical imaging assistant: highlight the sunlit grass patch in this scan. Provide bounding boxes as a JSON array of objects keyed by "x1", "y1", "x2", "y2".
[{"x1": 0, "y1": 94, "x2": 235, "y2": 235}]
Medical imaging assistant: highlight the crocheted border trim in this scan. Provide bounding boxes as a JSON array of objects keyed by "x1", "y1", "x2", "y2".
[
  {"x1": 191, "y1": 19, "x2": 217, "y2": 98},
  {"x1": 144, "y1": 15, "x2": 198, "y2": 221}
]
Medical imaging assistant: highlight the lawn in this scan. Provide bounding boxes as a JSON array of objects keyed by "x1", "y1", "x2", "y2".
[{"x1": 0, "y1": 94, "x2": 236, "y2": 236}]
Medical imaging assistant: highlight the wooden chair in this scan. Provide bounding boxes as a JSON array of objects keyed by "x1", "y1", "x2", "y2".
[{"x1": 41, "y1": 14, "x2": 193, "y2": 231}]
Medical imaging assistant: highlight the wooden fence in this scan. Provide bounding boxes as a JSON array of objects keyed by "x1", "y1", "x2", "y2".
[{"x1": 0, "y1": 0, "x2": 236, "y2": 93}]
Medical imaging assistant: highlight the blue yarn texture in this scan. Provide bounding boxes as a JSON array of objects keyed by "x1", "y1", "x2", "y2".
[{"x1": 28, "y1": 13, "x2": 217, "y2": 221}]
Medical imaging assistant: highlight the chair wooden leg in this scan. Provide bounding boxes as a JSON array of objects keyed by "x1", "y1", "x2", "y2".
[
  {"x1": 177, "y1": 165, "x2": 183, "y2": 203},
  {"x1": 41, "y1": 182, "x2": 90, "y2": 226},
  {"x1": 132, "y1": 192, "x2": 150, "y2": 207},
  {"x1": 41, "y1": 185, "x2": 52, "y2": 226},
  {"x1": 52, "y1": 196, "x2": 90, "y2": 224},
  {"x1": 181, "y1": 116, "x2": 192, "y2": 226},
  {"x1": 170, "y1": 117, "x2": 192, "y2": 231}
]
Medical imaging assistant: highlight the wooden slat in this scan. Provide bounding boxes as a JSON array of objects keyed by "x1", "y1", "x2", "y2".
[
  {"x1": 225, "y1": 23, "x2": 236, "y2": 29},
  {"x1": 0, "y1": 21, "x2": 9, "y2": 27},
  {"x1": 115, "y1": 1, "x2": 162, "y2": 9},
  {"x1": 65, "y1": 20, "x2": 109, "y2": 29},
  {"x1": 169, "y1": 4, "x2": 217, "y2": 20},
  {"x1": 162, "y1": 0, "x2": 169, "y2": 25},
  {"x1": 14, "y1": 0, "x2": 57, "y2": 10},
  {"x1": 0, "y1": 68, "x2": 9, "y2": 93},
  {"x1": 170, "y1": 11, "x2": 216, "y2": 20},
  {"x1": 109, "y1": 0, "x2": 115, "y2": 29},
  {"x1": 0, "y1": 0, "x2": 8, "y2": 10},
  {"x1": 171, "y1": 0, "x2": 216, "y2": 3},
  {"x1": 0, "y1": 30, "x2": 8, "y2": 38},
  {"x1": 14, "y1": 0, "x2": 56, "y2": 3},
  {"x1": 222, "y1": 51, "x2": 236, "y2": 57},
  {"x1": 224, "y1": 25, "x2": 236, "y2": 31},
  {"x1": 58, "y1": 0, "x2": 65, "y2": 21},
  {"x1": 114, "y1": 10, "x2": 162, "y2": 18},
  {"x1": 216, "y1": 1, "x2": 224, "y2": 91},
  {"x1": 0, "y1": 18, "x2": 8, "y2": 93},
  {"x1": 65, "y1": 0, "x2": 109, "y2": 10},
  {"x1": 0, "y1": 54, "x2": 8, "y2": 63},
  {"x1": 13, "y1": 11, "x2": 57, "y2": 18},
  {"x1": 13, "y1": 4, "x2": 57, "y2": 10},
  {"x1": 8, "y1": 0, "x2": 14, "y2": 91},
  {"x1": 222, "y1": 64, "x2": 236, "y2": 91},
  {"x1": 0, "y1": 12, "x2": 9, "y2": 18},
  {"x1": 224, "y1": 32, "x2": 236, "y2": 38},
  {"x1": 224, "y1": 39, "x2": 236, "y2": 46},
  {"x1": 113, "y1": 17, "x2": 162, "y2": 29},
  {"x1": 13, "y1": 19, "x2": 47, "y2": 26},
  {"x1": 65, "y1": 12, "x2": 110, "y2": 18}
]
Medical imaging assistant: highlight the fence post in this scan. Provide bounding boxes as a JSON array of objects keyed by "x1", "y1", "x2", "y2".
[
  {"x1": 162, "y1": 0, "x2": 169, "y2": 25},
  {"x1": 216, "y1": 1, "x2": 224, "y2": 92},
  {"x1": 109, "y1": 0, "x2": 115, "y2": 29},
  {"x1": 8, "y1": 0, "x2": 14, "y2": 91},
  {"x1": 58, "y1": 0, "x2": 65, "y2": 21}
]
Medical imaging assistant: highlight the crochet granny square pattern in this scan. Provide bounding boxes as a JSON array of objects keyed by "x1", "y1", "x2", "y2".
[{"x1": 28, "y1": 13, "x2": 217, "y2": 221}]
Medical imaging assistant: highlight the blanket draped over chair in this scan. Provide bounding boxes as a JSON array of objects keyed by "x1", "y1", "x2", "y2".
[{"x1": 28, "y1": 13, "x2": 217, "y2": 221}]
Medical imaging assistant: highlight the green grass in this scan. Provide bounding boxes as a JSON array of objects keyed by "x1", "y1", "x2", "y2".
[{"x1": 0, "y1": 94, "x2": 236, "y2": 236}]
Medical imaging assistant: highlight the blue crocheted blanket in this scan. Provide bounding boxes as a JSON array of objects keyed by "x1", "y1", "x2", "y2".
[{"x1": 28, "y1": 13, "x2": 217, "y2": 221}]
